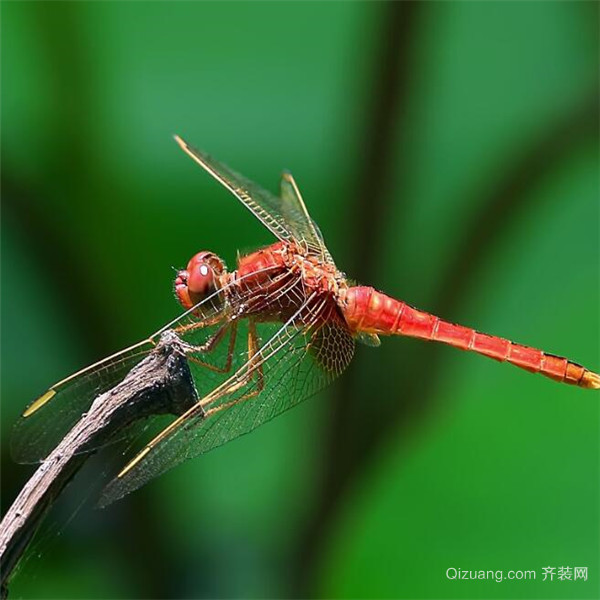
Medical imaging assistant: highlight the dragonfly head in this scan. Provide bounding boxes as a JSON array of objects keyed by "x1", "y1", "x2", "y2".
[{"x1": 174, "y1": 251, "x2": 226, "y2": 310}]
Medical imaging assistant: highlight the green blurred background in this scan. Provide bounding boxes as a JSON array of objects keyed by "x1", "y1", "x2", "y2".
[{"x1": 2, "y1": 2, "x2": 598, "y2": 598}]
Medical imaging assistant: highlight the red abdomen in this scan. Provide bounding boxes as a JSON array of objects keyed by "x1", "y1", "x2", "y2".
[{"x1": 343, "y1": 286, "x2": 599, "y2": 389}]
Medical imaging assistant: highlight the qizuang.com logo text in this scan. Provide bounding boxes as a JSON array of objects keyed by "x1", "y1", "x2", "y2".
[{"x1": 446, "y1": 568, "x2": 536, "y2": 583}]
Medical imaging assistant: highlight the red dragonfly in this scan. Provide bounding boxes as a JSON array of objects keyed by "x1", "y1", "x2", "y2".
[{"x1": 12, "y1": 136, "x2": 599, "y2": 505}]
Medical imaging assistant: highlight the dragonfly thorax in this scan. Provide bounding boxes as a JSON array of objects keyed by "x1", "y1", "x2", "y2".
[{"x1": 174, "y1": 251, "x2": 227, "y2": 310}]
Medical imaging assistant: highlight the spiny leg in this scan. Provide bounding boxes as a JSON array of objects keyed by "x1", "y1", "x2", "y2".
[
  {"x1": 185, "y1": 322, "x2": 239, "y2": 374},
  {"x1": 171, "y1": 312, "x2": 225, "y2": 337},
  {"x1": 203, "y1": 319, "x2": 265, "y2": 413},
  {"x1": 118, "y1": 320, "x2": 264, "y2": 478}
]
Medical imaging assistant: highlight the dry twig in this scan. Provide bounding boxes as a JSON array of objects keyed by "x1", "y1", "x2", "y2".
[{"x1": 0, "y1": 331, "x2": 198, "y2": 596}]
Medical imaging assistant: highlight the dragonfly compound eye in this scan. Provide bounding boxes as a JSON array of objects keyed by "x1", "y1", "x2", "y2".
[
  {"x1": 183, "y1": 251, "x2": 226, "y2": 300},
  {"x1": 188, "y1": 263, "x2": 215, "y2": 295}
]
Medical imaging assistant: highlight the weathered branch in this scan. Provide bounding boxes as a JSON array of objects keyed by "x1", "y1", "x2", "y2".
[{"x1": 0, "y1": 331, "x2": 198, "y2": 595}]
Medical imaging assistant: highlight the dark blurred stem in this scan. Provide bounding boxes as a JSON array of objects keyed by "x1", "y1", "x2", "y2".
[
  {"x1": 432, "y1": 94, "x2": 598, "y2": 322},
  {"x1": 347, "y1": 2, "x2": 418, "y2": 279},
  {"x1": 2, "y1": 1, "x2": 114, "y2": 361},
  {"x1": 292, "y1": 2, "x2": 421, "y2": 593},
  {"x1": 1, "y1": 177, "x2": 114, "y2": 358},
  {"x1": 3, "y1": 5, "x2": 178, "y2": 597},
  {"x1": 0, "y1": 333, "x2": 197, "y2": 595},
  {"x1": 293, "y1": 12, "x2": 599, "y2": 594}
]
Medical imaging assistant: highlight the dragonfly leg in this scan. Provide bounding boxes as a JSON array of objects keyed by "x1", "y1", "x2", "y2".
[
  {"x1": 203, "y1": 320, "x2": 265, "y2": 415},
  {"x1": 185, "y1": 322, "x2": 238, "y2": 374},
  {"x1": 117, "y1": 321, "x2": 263, "y2": 478},
  {"x1": 171, "y1": 312, "x2": 225, "y2": 337}
]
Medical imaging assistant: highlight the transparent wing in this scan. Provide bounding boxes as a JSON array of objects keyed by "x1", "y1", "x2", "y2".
[
  {"x1": 10, "y1": 341, "x2": 154, "y2": 464},
  {"x1": 279, "y1": 171, "x2": 334, "y2": 265},
  {"x1": 99, "y1": 295, "x2": 355, "y2": 506},
  {"x1": 10, "y1": 263, "x2": 291, "y2": 464},
  {"x1": 9, "y1": 271, "x2": 253, "y2": 464},
  {"x1": 175, "y1": 135, "x2": 335, "y2": 266}
]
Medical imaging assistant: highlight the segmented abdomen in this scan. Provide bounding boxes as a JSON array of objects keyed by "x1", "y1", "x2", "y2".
[{"x1": 343, "y1": 286, "x2": 599, "y2": 389}]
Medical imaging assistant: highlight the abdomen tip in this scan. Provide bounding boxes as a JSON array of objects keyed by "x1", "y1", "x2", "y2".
[{"x1": 581, "y1": 370, "x2": 600, "y2": 390}]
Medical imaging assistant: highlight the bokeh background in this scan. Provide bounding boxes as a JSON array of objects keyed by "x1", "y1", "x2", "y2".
[{"x1": 2, "y1": 2, "x2": 599, "y2": 599}]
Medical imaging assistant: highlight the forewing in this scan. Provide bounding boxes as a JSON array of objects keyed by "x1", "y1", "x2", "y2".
[
  {"x1": 10, "y1": 277, "x2": 239, "y2": 464},
  {"x1": 279, "y1": 172, "x2": 335, "y2": 265},
  {"x1": 10, "y1": 342, "x2": 153, "y2": 464},
  {"x1": 175, "y1": 136, "x2": 291, "y2": 241},
  {"x1": 99, "y1": 297, "x2": 355, "y2": 506},
  {"x1": 175, "y1": 136, "x2": 336, "y2": 265}
]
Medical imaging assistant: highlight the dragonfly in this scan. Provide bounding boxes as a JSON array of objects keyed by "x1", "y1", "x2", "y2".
[{"x1": 12, "y1": 135, "x2": 600, "y2": 506}]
